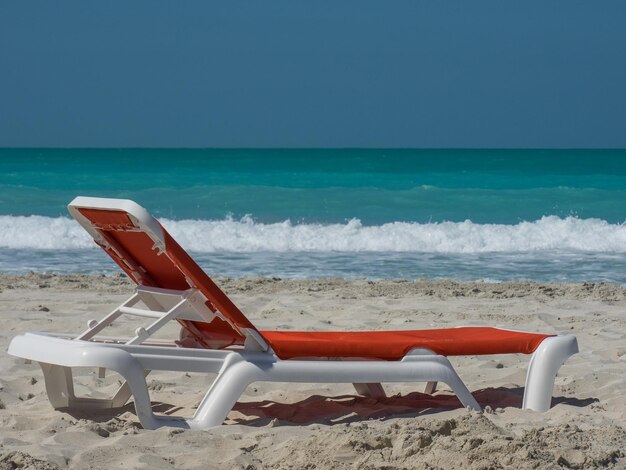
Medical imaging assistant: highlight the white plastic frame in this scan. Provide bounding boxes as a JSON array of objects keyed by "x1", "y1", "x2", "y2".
[{"x1": 8, "y1": 322, "x2": 578, "y2": 429}]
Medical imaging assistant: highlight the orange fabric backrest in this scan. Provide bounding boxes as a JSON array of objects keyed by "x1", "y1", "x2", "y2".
[{"x1": 77, "y1": 208, "x2": 252, "y2": 347}]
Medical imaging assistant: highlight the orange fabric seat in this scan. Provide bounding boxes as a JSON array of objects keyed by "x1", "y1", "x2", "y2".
[{"x1": 259, "y1": 327, "x2": 551, "y2": 360}]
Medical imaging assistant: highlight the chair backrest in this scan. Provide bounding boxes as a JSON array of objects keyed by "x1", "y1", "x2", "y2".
[{"x1": 68, "y1": 196, "x2": 258, "y2": 348}]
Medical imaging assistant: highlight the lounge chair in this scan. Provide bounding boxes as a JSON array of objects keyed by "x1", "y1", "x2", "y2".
[{"x1": 8, "y1": 197, "x2": 579, "y2": 429}]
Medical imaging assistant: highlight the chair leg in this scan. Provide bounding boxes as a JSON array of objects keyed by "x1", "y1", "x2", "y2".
[
  {"x1": 38, "y1": 361, "x2": 148, "y2": 410},
  {"x1": 439, "y1": 363, "x2": 481, "y2": 411},
  {"x1": 110, "y1": 370, "x2": 151, "y2": 408},
  {"x1": 40, "y1": 363, "x2": 76, "y2": 409},
  {"x1": 424, "y1": 381, "x2": 437, "y2": 394},
  {"x1": 113, "y1": 356, "x2": 161, "y2": 429},
  {"x1": 353, "y1": 383, "x2": 386, "y2": 398},
  {"x1": 190, "y1": 359, "x2": 258, "y2": 429},
  {"x1": 522, "y1": 335, "x2": 578, "y2": 411},
  {"x1": 39, "y1": 347, "x2": 161, "y2": 429}
]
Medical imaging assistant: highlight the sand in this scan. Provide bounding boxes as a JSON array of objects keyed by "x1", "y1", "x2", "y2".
[{"x1": 0, "y1": 274, "x2": 624, "y2": 469}]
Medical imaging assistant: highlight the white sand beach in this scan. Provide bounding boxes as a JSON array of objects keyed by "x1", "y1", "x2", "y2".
[{"x1": 0, "y1": 274, "x2": 624, "y2": 469}]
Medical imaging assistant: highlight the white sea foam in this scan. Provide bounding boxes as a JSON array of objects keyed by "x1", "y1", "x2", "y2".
[{"x1": 0, "y1": 215, "x2": 625, "y2": 253}]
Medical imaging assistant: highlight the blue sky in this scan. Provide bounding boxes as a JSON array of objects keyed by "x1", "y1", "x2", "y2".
[{"x1": 1, "y1": 1, "x2": 625, "y2": 148}]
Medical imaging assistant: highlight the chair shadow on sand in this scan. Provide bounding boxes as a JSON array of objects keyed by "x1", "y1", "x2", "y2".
[
  {"x1": 60, "y1": 387, "x2": 598, "y2": 427},
  {"x1": 228, "y1": 387, "x2": 598, "y2": 426}
]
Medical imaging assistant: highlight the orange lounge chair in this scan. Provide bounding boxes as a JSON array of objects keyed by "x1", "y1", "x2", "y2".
[{"x1": 8, "y1": 197, "x2": 579, "y2": 429}]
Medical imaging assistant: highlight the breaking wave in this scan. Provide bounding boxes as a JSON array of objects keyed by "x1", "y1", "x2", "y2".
[{"x1": 1, "y1": 215, "x2": 625, "y2": 253}]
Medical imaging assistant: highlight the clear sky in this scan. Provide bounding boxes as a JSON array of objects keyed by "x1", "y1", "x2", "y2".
[{"x1": 1, "y1": 1, "x2": 625, "y2": 148}]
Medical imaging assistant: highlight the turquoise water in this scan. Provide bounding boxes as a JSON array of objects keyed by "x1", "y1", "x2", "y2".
[{"x1": 1, "y1": 148, "x2": 625, "y2": 282}]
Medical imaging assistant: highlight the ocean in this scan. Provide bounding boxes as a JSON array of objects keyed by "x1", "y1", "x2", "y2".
[{"x1": 1, "y1": 148, "x2": 625, "y2": 283}]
